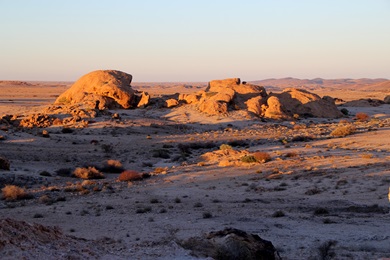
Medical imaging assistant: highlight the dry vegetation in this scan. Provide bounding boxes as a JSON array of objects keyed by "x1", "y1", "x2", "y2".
[
  {"x1": 0, "y1": 81, "x2": 389, "y2": 259},
  {"x1": 73, "y1": 167, "x2": 105, "y2": 179},
  {"x1": 2, "y1": 185, "x2": 31, "y2": 201}
]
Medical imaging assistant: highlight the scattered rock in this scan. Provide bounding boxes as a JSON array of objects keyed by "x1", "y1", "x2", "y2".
[
  {"x1": 137, "y1": 92, "x2": 150, "y2": 108},
  {"x1": 180, "y1": 228, "x2": 281, "y2": 260},
  {"x1": 19, "y1": 114, "x2": 55, "y2": 128},
  {"x1": 166, "y1": 99, "x2": 179, "y2": 108}
]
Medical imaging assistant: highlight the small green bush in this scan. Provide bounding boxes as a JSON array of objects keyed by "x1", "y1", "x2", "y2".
[
  {"x1": 340, "y1": 108, "x2": 349, "y2": 115},
  {"x1": 240, "y1": 155, "x2": 257, "y2": 163}
]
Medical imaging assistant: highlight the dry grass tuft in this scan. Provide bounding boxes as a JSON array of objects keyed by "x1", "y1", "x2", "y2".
[
  {"x1": 253, "y1": 152, "x2": 272, "y2": 163},
  {"x1": 101, "y1": 159, "x2": 124, "y2": 173},
  {"x1": 73, "y1": 167, "x2": 105, "y2": 179},
  {"x1": 2, "y1": 185, "x2": 31, "y2": 201},
  {"x1": 118, "y1": 170, "x2": 143, "y2": 182},
  {"x1": 356, "y1": 112, "x2": 369, "y2": 122},
  {"x1": 219, "y1": 144, "x2": 233, "y2": 150},
  {"x1": 330, "y1": 125, "x2": 356, "y2": 137}
]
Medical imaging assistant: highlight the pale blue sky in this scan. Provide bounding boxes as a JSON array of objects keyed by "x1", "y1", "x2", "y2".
[{"x1": 1, "y1": 0, "x2": 389, "y2": 82}]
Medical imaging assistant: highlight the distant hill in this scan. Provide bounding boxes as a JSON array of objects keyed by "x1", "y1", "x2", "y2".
[{"x1": 249, "y1": 78, "x2": 390, "y2": 92}]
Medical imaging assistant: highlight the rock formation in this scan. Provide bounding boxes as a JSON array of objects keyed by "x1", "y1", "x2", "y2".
[
  {"x1": 191, "y1": 78, "x2": 342, "y2": 119},
  {"x1": 55, "y1": 70, "x2": 149, "y2": 109}
]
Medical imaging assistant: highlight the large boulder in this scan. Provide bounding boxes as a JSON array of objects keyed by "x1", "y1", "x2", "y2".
[
  {"x1": 207, "y1": 78, "x2": 241, "y2": 91},
  {"x1": 245, "y1": 96, "x2": 267, "y2": 116},
  {"x1": 264, "y1": 96, "x2": 289, "y2": 119},
  {"x1": 55, "y1": 70, "x2": 136, "y2": 109},
  {"x1": 180, "y1": 228, "x2": 281, "y2": 260},
  {"x1": 274, "y1": 88, "x2": 343, "y2": 118},
  {"x1": 384, "y1": 95, "x2": 390, "y2": 104},
  {"x1": 198, "y1": 100, "x2": 228, "y2": 115}
]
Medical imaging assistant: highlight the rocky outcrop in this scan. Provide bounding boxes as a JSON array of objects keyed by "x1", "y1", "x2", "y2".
[
  {"x1": 198, "y1": 99, "x2": 228, "y2": 115},
  {"x1": 194, "y1": 78, "x2": 342, "y2": 119},
  {"x1": 178, "y1": 93, "x2": 201, "y2": 104},
  {"x1": 268, "y1": 88, "x2": 343, "y2": 119},
  {"x1": 136, "y1": 92, "x2": 150, "y2": 108},
  {"x1": 55, "y1": 70, "x2": 143, "y2": 109},
  {"x1": 384, "y1": 95, "x2": 390, "y2": 104},
  {"x1": 180, "y1": 228, "x2": 281, "y2": 260}
]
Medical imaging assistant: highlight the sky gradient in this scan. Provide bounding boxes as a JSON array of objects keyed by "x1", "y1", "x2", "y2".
[{"x1": 1, "y1": 0, "x2": 389, "y2": 82}]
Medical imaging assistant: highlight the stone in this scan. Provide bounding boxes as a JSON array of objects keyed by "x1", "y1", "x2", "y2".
[
  {"x1": 180, "y1": 228, "x2": 281, "y2": 260},
  {"x1": 137, "y1": 92, "x2": 150, "y2": 108},
  {"x1": 55, "y1": 70, "x2": 135, "y2": 109},
  {"x1": 19, "y1": 114, "x2": 54, "y2": 128},
  {"x1": 385, "y1": 95, "x2": 390, "y2": 104},
  {"x1": 178, "y1": 93, "x2": 201, "y2": 104},
  {"x1": 198, "y1": 100, "x2": 228, "y2": 116},
  {"x1": 264, "y1": 96, "x2": 289, "y2": 119},
  {"x1": 275, "y1": 88, "x2": 343, "y2": 118},
  {"x1": 166, "y1": 99, "x2": 179, "y2": 108},
  {"x1": 245, "y1": 96, "x2": 267, "y2": 116}
]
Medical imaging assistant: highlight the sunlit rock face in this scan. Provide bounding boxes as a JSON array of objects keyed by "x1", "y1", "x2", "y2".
[{"x1": 55, "y1": 70, "x2": 136, "y2": 109}]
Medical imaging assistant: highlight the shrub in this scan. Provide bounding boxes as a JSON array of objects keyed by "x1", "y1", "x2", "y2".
[
  {"x1": 240, "y1": 155, "x2": 257, "y2": 163},
  {"x1": 284, "y1": 152, "x2": 298, "y2": 158},
  {"x1": 151, "y1": 149, "x2": 170, "y2": 159},
  {"x1": 56, "y1": 168, "x2": 72, "y2": 177},
  {"x1": 101, "y1": 159, "x2": 124, "y2": 173},
  {"x1": 194, "y1": 202, "x2": 203, "y2": 208},
  {"x1": 253, "y1": 152, "x2": 271, "y2": 163},
  {"x1": 272, "y1": 210, "x2": 285, "y2": 218},
  {"x1": 61, "y1": 127, "x2": 73, "y2": 133},
  {"x1": 203, "y1": 212, "x2": 212, "y2": 218},
  {"x1": 73, "y1": 167, "x2": 104, "y2": 179},
  {"x1": 291, "y1": 135, "x2": 313, "y2": 142},
  {"x1": 356, "y1": 112, "x2": 369, "y2": 122},
  {"x1": 118, "y1": 170, "x2": 143, "y2": 182},
  {"x1": 220, "y1": 144, "x2": 233, "y2": 150},
  {"x1": 330, "y1": 125, "x2": 356, "y2": 137},
  {"x1": 317, "y1": 240, "x2": 337, "y2": 260},
  {"x1": 340, "y1": 108, "x2": 349, "y2": 115},
  {"x1": 314, "y1": 207, "x2": 329, "y2": 215},
  {"x1": 2, "y1": 185, "x2": 31, "y2": 201},
  {"x1": 136, "y1": 206, "x2": 152, "y2": 214},
  {"x1": 0, "y1": 157, "x2": 10, "y2": 170},
  {"x1": 101, "y1": 144, "x2": 113, "y2": 153}
]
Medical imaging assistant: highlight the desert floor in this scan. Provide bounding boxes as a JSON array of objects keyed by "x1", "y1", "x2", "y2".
[{"x1": 0, "y1": 82, "x2": 389, "y2": 259}]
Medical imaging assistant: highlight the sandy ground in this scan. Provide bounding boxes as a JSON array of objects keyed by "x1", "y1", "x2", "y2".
[{"x1": 0, "y1": 82, "x2": 389, "y2": 259}]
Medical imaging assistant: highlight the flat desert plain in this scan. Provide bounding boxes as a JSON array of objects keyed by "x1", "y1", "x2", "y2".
[{"x1": 0, "y1": 80, "x2": 389, "y2": 259}]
